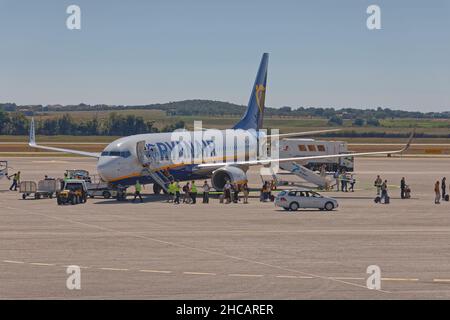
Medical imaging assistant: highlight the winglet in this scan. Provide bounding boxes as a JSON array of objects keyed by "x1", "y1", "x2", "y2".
[
  {"x1": 399, "y1": 129, "x2": 415, "y2": 154},
  {"x1": 29, "y1": 117, "x2": 36, "y2": 146}
]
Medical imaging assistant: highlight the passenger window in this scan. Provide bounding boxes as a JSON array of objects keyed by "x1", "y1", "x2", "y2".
[
  {"x1": 317, "y1": 145, "x2": 325, "y2": 152},
  {"x1": 307, "y1": 145, "x2": 316, "y2": 152},
  {"x1": 299, "y1": 192, "x2": 305, "y2": 197},
  {"x1": 288, "y1": 191, "x2": 296, "y2": 196},
  {"x1": 304, "y1": 192, "x2": 310, "y2": 197},
  {"x1": 298, "y1": 145, "x2": 307, "y2": 151}
]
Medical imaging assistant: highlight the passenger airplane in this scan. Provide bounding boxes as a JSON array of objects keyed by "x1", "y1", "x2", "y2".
[{"x1": 29, "y1": 53, "x2": 413, "y2": 193}]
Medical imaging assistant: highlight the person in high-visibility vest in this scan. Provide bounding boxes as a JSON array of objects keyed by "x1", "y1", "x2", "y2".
[
  {"x1": 8, "y1": 171, "x2": 20, "y2": 191},
  {"x1": 190, "y1": 180, "x2": 197, "y2": 204},
  {"x1": 167, "y1": 181, "x2": 175, "y2": 203},
  {"x1": 133, "y1": 180, "x2": 143, "y2": 203}
]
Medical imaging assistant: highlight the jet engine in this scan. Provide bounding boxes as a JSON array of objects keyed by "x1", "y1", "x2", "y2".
[{"x1": 211, "y1": 166, "x2": 248, "y2": 191}]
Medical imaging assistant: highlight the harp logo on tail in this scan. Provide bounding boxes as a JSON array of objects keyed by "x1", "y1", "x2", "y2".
[{"x1": 255, "y1": 84, "x2": 266, "y2": 113}]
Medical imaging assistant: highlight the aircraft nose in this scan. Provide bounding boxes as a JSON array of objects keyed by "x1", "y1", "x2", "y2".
[{"x1": 97, "y1": 156, "x2": 115, "y2": 181}]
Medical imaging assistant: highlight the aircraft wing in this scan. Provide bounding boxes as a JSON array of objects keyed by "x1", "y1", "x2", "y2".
[
  {"x1": 198, "y1": 131, "x2": 414, "y2": 168},
  {"x1": 264, "y1": 129, "x2": 342, "y2": 138},
  {"x1": 28, "y1": 118, "x2": 101, "y2": 158}
]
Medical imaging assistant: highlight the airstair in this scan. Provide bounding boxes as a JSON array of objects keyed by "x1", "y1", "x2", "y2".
[
  {"x1": 136, "y1": 141, "x2": 172, "y2": 192},
  {"x1": 278, "y1": 162, "x2": 332, "y2": 189}
]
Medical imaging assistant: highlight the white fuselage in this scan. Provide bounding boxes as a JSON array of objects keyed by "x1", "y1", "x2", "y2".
[{"x1": 96, "y1": 129, "x2": 259, "y2": 186}]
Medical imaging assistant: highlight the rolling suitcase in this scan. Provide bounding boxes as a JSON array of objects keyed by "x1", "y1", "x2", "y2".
[
  {"x1": 374, "y1": 196, "x2": 381, "y2": 203},
  {"x1": 445, "y1": 194, "x2": 449, "y2": 202},
  {"x1": 384, "y1": 196, "x2": 390, "y2": 204}
]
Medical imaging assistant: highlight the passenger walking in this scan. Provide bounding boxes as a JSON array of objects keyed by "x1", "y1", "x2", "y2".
[
  {"x1": 133, "y1": 180, "x2": 143, "y2": 203},
  {"x1": 242, "y1": 182, "x2": 249, "y2": 204},
  {"x1": 441, "y1": 177, "x2": 447, "y2": 200},
  {"x1": 435, "y1": 181, "x2": 441, "y2": 204},
  {"x1": 174, "y1": 181, "x2": 181, "y2": 204},
  {"x1": 183, "y1": 183, "x2": 191, "y2": 203},
  {"x1": 380, "y1": 180, "x2": 389, "y2": 204},
  {"x1": 341, "y1": 172, "x2": 348, "y2": 192},
  {"x1": 190, "y1": 180, "x2": 197, "y2": 204},
  {"x1": 233, "y1": 183, "x2": 240, "y2": 203},
  {"x1": 400, "y1": 177, "x2": 406, "y2": 199},
  {"x1": 349, "y1": 174, "x2": 356, "y2": 192},
  {"x1": 224, "y1": 180, "x2": 232, "y2": 204},
  {"x1": 202, "y1": 180, "x2": 210, "y2": 204},
  {"x1": 260, "y1": 182, "x2": 268, "y2": 202},
  {"x1": 8, "y1": 171, "x2": 20, "y2": 191},
  {"x1": 374, "y1": 175, "x2": 382, "y2": 195},
  {"x1": 334, "y1": 170, "x2": 340, "y2": 191}
]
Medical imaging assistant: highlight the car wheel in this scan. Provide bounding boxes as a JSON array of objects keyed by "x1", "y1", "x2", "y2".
[
  {"x1": 324, "y1": 201, "x2": 334, "y2": 211},
  {"x1": 22, "y1": 194, "x2": 26, "y2": 200},
  {"x1": 289, "y1": 202, "x2": 299, "y2": 211},
  {"x1": 103, "y1": 191, "x2": 111, "y2": 199}
]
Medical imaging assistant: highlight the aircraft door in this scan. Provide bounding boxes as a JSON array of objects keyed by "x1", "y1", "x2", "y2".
[{"x1": 136, "y1": 140, "x2": 149, "y2": 166}]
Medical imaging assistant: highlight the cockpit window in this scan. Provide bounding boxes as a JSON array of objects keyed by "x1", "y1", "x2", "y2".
[{"x1": 101, "y1": 151, "x2": 131, "y2": 158}]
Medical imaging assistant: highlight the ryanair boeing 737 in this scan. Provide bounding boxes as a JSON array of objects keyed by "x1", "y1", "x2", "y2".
[{"x1": 29, "y1": 53, "x2": 413, "y2": 193}]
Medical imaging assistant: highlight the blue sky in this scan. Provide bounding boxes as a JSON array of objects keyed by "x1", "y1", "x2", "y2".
[{"x1": 1, "y1": 0, "x2": 449, "y2": 111}]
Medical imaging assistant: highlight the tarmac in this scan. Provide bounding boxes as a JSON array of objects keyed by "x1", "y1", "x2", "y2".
[{"x1": 1, "y1": 156, "x2": 450, "y2": 299}]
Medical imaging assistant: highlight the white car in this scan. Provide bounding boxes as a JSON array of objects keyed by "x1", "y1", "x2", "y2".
[{"x1": 275, "y1": 189, "x2": 338, "y2": 211}]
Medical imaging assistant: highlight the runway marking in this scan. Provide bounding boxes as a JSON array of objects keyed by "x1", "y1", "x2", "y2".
[
  {"x1": 433, "y1": 279, "x2": 450, "y2": 283},
  {"x1": 183, "y1": 272, "x2": 216, "y2": 276},
  {"x1": 330, "y1": 277, "x2": 365, "y2": 281},
  {"x1": 31, "y1": 160, "x2": 69, "y2": 164},
  {"x1": 3, "y1": 260, "x2": 25, "y2": 264},
  {"x1": 99, "y1": 267, "x2": 129, "y2": 271},
  {"x1": 139, "y1": 269, "x2": 172, "y2": 274},
  {"x1": 4, "y1": 205, "x2": 391, "y2": 294},
  {"x1": 30, "y1": 262, "x2": 55, "y2": 266},
  {"x1": 63, "y1": 265, "x2": 90, "y2": 269},
  {"x1": 276, "y1": 275, "x2": 314, "y2": 279},
  {"x1": 381, "y1": 278, "x2": 419, "y2": 282},
  {"x1": 3, "y1": 257, "x2": 450, "y2": 290},
  {"x1": 228, "y1": 273, "x2": 264, "y2": 278}
]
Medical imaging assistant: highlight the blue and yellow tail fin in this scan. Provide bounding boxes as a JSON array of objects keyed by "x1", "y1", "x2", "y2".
[{"x1": 233, "y1": 53, "x2": 269, "y2": 131}]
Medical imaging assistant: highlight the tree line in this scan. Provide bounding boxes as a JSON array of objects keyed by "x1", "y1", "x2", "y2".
[
  {"x1": 0, "y1": 110, "x2": 185, "y2": 136},
  {"x1": 2, "y1": 100, "x2": 450, "y2": 120}
]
